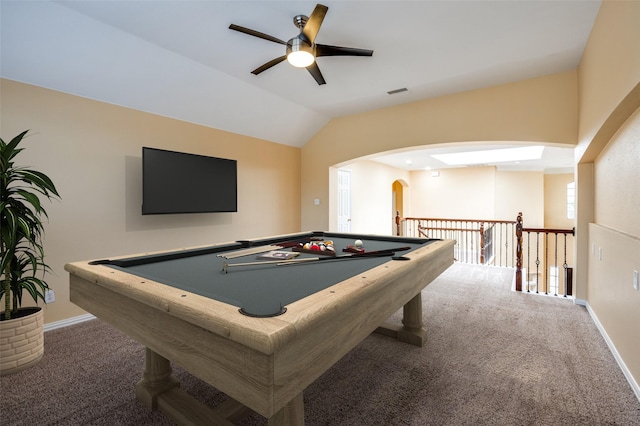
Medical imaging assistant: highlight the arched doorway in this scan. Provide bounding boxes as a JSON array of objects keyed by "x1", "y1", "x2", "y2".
[{"x1": 392, "y1": 180, "x2": 406, "y2": 235}]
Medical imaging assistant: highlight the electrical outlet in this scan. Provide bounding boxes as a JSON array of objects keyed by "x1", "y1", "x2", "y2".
[
  {"x1": 634, "y1": 270, "x2": 639, "y2": 291},
  {"x1": 45, "y1": 289, "x2": 55, "y2": 303}
]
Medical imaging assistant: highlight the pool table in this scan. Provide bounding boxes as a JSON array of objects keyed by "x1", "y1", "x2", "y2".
[{"x1": 66, "y1": 231, "x2": 454, "y2": 425}]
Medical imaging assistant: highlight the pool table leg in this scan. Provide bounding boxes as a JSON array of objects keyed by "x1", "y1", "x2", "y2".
[
  {"x1": 135, "y1": 348, "x2": 253, "y2": 425},
  {"x1": 400, "y1": 293, "x2": 427, "y2": 345},
  {"x1": 268, "y1": 392, "x2": 304, "y2": 426},
  {"x1": 376, "y1": 292, "x2": 427, "y2": 347},
  {"x1": 135, "y1": 348, "x2": 180, "y2": 410}
]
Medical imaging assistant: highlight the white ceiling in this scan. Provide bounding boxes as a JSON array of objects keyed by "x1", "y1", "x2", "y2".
[{"x1": 1, "y1": 1, "x2": 600, "y2": 171}]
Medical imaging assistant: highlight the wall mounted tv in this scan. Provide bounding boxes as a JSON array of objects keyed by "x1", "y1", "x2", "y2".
[{"x1": 142, "y1": 147, "x2": 237, "y2": 215}]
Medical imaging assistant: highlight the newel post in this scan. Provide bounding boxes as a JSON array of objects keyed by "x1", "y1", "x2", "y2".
[
  {"x1": 515, "y1": 212, "x2": 523, "y2": 291},
  {"x1": 395, "y1": 211, "x2": 401, "y2": 236}
]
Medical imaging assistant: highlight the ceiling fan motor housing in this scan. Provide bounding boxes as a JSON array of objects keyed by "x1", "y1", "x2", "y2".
[{"x1": 287, "y1": 36, "x2": 314, "y2": 57}]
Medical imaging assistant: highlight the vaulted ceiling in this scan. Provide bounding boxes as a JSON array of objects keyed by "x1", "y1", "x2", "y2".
[{"x1": 1, "y1": 1, "x2": 601, "y2": 170}]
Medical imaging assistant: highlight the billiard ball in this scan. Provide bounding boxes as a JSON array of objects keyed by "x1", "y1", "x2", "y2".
[{"x1": 354, "y1": 239, "x2": 363, "y2": 248}]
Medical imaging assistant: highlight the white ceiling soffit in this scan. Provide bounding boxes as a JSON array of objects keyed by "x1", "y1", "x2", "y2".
[
  {"x1": 370, "y1": 144, "x2": 575, "y2": 173},
  {"x1": 1, "y1": 1, "x2": 600, "y2": 152}
]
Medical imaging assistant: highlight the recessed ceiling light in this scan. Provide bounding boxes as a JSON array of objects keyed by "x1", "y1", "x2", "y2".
[{"x1": 431, "y1": 146, "x2": 544, "y2": 166}]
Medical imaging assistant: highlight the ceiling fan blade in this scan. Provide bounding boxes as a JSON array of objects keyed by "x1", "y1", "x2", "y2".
[
  {"x1": 229, "y1": 24, "x2": 286, "y2": 45},
  {"x1": 316, "y1": 44, "x2": 374, "y2": 57},
  {"x1": 302, "y1": 4, "x2": 328, "y2": 44},
  {"x1": 252, "y1": 56, "x2": 287, "y2": 75},
  {"x1": 306, "y1": 62, "x2": 326, "y2": 85}
]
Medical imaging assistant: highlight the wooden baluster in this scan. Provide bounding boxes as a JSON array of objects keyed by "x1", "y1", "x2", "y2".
[
  {"x1": 515, "y1": 212, "x2": 523, "y2": 291},
  {"x1": 526, "y1": 232, "x2": 531, "y2": 293},
  {"x1": 535, "y1": 232, "x2": 541, "y2": 293},
  {"x1": 544, "y1": 232, "x2": 549, "y2": 295},
  {"x1": 554, "y1": 233, "x2": 559, "y2": 296},
  {"x1": 480, "y1": 223, "x2": 485, "y2": 264},
  {"x1": 503, "y1": 222, "x2": 508, "y2": 267}
]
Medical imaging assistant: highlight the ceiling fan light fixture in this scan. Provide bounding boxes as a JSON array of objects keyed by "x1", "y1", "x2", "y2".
[
  {"x1": 287, "y1": 38, "x2": 315, "y2": 67},
  {"x1": 230, "y1": 4, "x2": 373, "y2": 84}
]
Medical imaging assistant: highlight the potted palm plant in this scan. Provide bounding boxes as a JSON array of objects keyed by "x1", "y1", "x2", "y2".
[{"x1": 1, "y1": 130, "x2": 60, "y2": 375}]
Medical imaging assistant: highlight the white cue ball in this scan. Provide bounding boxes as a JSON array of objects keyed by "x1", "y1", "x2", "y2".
[{"x1": 354, "y1": 239, "x2": 363, "y2": 248}]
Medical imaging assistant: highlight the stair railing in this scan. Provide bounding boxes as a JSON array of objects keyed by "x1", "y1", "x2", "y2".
[
  {"x1": 397, "y1": 213, "x2": 516, "y2": 267},
  {"x1": 515, "y1": 212, "x2": 575, "y2": 297},
  {"x1": 397, "y1": 212, "x2": 575, "y2": 297}
]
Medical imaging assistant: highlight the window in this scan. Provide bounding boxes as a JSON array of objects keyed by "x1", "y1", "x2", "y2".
[{"x1": 567, "y1": 182, "x2": 575, "y2": 219}]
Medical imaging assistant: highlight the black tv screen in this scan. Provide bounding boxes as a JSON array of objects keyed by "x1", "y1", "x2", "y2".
[{"x1": 142, "y1": 147, "x2": 237, "y2": 214}]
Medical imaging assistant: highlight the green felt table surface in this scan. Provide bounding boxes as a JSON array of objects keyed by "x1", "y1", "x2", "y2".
[{"x1": 105, "y1": 232, "x2": 435, "y2": 317}]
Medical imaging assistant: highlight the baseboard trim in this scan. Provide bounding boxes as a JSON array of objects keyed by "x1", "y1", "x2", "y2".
[
  {"x1": 585, "y1": 302, "x2": 640, "y2": 403},
  {"x1": 573, "y1": 298, "x2": 587, "y2": 306},
  {"x1": 44, "y1": 313, "x2": 96, "y2": 332}
]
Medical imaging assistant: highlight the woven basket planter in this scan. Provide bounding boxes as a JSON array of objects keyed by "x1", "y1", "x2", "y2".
[{"x1": 0, "y1": 307, "x2": 44, "y2": 376}]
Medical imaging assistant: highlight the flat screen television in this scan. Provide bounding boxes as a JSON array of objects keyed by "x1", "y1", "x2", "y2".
[{"x1": 142, "y1": 147, "x2": 237, "y2": 214}]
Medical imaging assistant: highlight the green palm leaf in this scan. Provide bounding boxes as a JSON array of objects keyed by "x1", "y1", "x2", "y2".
[{"x1": 1, "y1": 130, "x2": 60, "y2": 320}]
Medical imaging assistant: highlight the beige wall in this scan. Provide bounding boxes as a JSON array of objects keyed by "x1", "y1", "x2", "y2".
[
  {"x1": 588, "y1": 223, "x2": 640, "y2": 394},
  {"x1": 1, "y1": 79, "x2": 301, "y2": 324},
  {"x1": 495, "y1": 171, "x2": 545, "y2": 228},
  {"x1": 410, "y1": 167, "x2": 496, "y2": 220},
  {"x1": 302, "y1": 70, "x2": 578, "y2": 231},
  {"x1": 575, "y1": 0, "x2": 640, "y2": 397},
  {"x1": 577, "y1": 0, "x2": 640, "y2": 163},
  {"x1": 330, "y1": 160, "x2": 410, "y2": 235},
  {"x1": 588, "y1": 108, "x2": 640, "y2": 389},
  {"x1": 594, "y1": 108, "x2": 640, "y2": 237},
  {"x1": 334, "y1": 164, "x2": 555, "y2": 231},
  {"x1": 544, "y1": 174, "x2": 574, "y2": 229}
]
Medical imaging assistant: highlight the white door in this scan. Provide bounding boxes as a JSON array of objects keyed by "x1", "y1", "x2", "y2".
[{"x1": 337, "y1": 170, "x2": 351, "y2": 232}]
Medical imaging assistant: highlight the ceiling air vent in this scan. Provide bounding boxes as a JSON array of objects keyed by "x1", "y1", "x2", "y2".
[{"x1": 387, "y1": 88, "x2": 408, "y2": 95}]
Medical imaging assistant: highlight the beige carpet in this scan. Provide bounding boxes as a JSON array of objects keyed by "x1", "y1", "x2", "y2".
[{"x1": 2, "y1": 263, "x2": 639, "y2": 425}]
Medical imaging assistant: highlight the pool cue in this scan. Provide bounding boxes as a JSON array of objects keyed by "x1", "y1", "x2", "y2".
[
  {"x1": 217, "y1": 245, "x2": 284, "y2": 259},
  {"x1": 222, "y1": 257, "x2": 317, "y2": 273},
  {"x1": 278, "y1": 247, "x2": 412, "y2": 267},
  {"x1": 222, "y1": 247, "x2": 410, "y2": 273}
]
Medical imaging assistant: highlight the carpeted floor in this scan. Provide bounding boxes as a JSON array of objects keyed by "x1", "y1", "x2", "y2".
[{"x1": 2, "y1": 263, "x2": 639, "y2": 425}]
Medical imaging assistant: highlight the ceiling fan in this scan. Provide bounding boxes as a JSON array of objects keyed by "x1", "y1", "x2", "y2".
[{"x1": 229, "y1": 3, "x2": 373, "y2": 85}]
